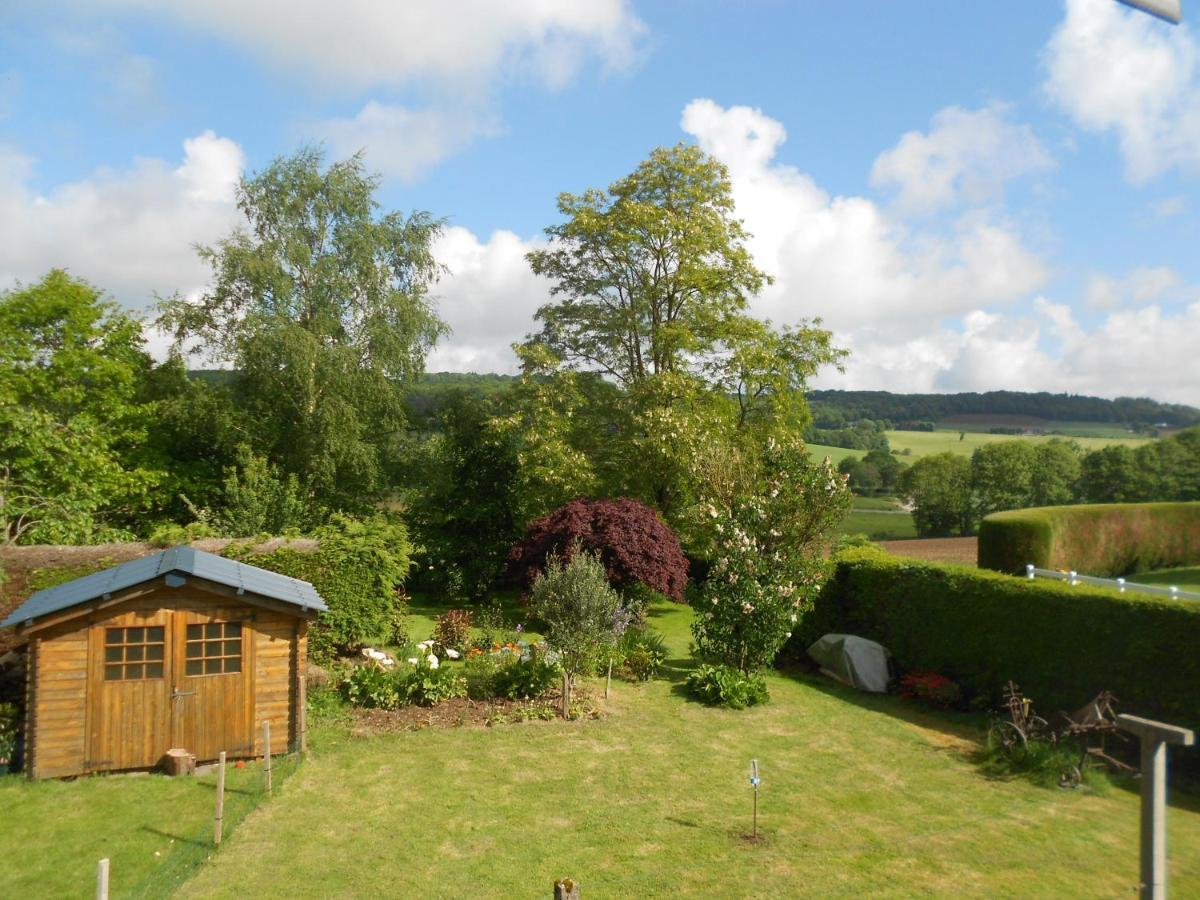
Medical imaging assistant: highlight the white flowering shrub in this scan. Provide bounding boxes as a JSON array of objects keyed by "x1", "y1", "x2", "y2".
[{"x1": 691, "y1": 438, "x2": 850, "y2": 674}]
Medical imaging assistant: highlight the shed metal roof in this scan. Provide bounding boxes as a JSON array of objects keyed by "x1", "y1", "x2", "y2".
[{"x1": 0, "y1": 545, "x2": 327, "y2": 629}]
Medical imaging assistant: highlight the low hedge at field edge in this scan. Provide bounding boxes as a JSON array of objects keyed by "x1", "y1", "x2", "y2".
[
  {"x1": 796, "y1": 546, "x2": 1200, "y2": 730},
  {"x1": 978, "y1": 501, "x2": 1200, "y2": 576}
]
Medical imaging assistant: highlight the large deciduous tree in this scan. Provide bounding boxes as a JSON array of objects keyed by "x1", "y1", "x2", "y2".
[
  {"x1": 0, "y1": 270, "x2": 162, "y2": 543},
  {"x1": 899, "y1": 452, "x2": 974, "y2": 537},
  {"x1": 159, "y1": 147, "x2": 446, "y2": 512}
]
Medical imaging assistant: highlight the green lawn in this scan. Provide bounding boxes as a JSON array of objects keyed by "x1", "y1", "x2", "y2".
[
  {"x1": 886, "y1": 429, "x2": 1149, "y2": 460},
  {"x1": 1137, "y1": 567, "x2": 1200, "y2": 593},
  {"x1": 173, "y1": 599, "x2": 1199, "y2": 899},
  {"x1": 8, "y1": 599, "x2": 1200, "y2": 898},
  {"x1": 834, "y1": 496, "x2": 917, "y2": 540},
  {"x1": 0, "y1": 757, "x2": 285, "y2": 899}
]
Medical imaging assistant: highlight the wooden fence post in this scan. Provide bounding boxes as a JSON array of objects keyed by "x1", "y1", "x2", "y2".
[
  {"x1": 96, "y1": 858, "x2": 109, "y2": 900},
  {"x1": 263, "y1": 720, "x2": 272, "y2": 796},
  {"x1": 214, "y1": 751, "x2": 226, "y2": 847}
]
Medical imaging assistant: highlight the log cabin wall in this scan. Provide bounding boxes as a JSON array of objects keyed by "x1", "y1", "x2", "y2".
[{"x1": 22, "y1": 582, "x2": 308, "y2": 778}]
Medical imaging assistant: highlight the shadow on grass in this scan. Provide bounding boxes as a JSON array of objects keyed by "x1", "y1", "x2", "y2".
[{"x1": 140, "y1": 825, "x2": 210, "y2": 848}]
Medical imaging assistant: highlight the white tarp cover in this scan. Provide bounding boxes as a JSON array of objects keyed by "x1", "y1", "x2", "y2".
[{"x1": 807, "y1": 634, "x2": 892, "y2": 693}]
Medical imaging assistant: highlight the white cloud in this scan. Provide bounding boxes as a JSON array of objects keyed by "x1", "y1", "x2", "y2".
[
  {"x1": 81, "y1": 0, "x2": 646, "y2": 93},
  {"x1": 817, "y1": 300, "x2": 1200, "y2": 405},
  {"x1": 425, "y1": 226, "x2": 551, "y2": 374},
  {"x1": 870, "y1": 104, "x2": 1053, "y2": 216},
  {"x1": 1085, "y1": 265, "x2": 1181, "y2": 308},
  {"x1": 1154, "y1": 195, "x2": 1187, "y2": 218},
  {"x1": 680, "y1": 98, "x2": 1047, "y2": 332},
  {"x1": 1044, "y1": 0, "x2": 1200, "y2": 182},
  {"x1": 0, "y1": 131, "x2": 243, "y2": 312},
  {"x1": 318, "y1": 102, "x2": 503, "y2": 183}
]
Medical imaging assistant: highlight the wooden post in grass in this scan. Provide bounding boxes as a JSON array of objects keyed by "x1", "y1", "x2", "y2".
[
  {"x1": 1117, "y1": 715, "x2": 1195, "y2": 899},
  {"x1": 553, "y1": 877, "x2": 580, "y2": 899},
  {"x1": 95, "y1": 858, "x2": 109, "y2": 900},
  {"x1": 605, "y1": 660, "x2": 612, "y2": 699},
  {"x1": 263, "y1": 720, "x2": 272, "y2": 796},
  {"x1": 214, "y1": 751, "x2": 226, "y2": 847}
]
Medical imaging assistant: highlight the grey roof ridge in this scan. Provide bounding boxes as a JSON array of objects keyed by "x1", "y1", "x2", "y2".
[{"x1": 0, "y1": 544, "x2": 327, "y2": 629}]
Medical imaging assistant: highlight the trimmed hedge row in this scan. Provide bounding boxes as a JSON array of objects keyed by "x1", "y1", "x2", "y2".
[
  {"x1": 977, "y1": 501, "x2": 1200, "y2": 576},
  {"x1": 797, "y1": 546, "x2": 1200, "y2": 729}
]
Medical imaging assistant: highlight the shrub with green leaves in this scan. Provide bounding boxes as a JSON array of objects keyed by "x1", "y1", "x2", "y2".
[
  {"x1": 529, "y1": 548, "x2": 622, "y2": 715},
  {"x1": 341, "y1": 664, "x2": 399, "y2": 709},
  {"x1": 685, "y1": 664, "x2": 769, "y2": 709},
  {"x1": 433, "y1": 609, "x2": 473, "y2": 653},
  {"x1": 617, "y1": 628, "x2": 667, "y2": 681},
  {"x1": 398, "y1": 659, "x2": 466, "y2": 707},
  {"x1": 228, "y1": 513, "x2": 413, "y2": 660}
]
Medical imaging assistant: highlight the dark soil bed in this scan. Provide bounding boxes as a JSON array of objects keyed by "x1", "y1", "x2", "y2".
[{"x1": 348, "y1": 690, "x2": 601, "y2": 734}]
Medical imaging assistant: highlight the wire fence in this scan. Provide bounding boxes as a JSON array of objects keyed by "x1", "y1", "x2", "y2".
[
  {"x1": 118, "y1": 752, "x2": 302, "y2": 899},
  {"x1": 1025, "y1": 564, "x2": 1200, "y2": 601}
]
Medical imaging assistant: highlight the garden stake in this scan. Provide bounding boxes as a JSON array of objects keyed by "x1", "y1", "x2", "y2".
[
  {"x1": 605, "y1": 660, "x2": 612, "y2": 699},
  {"x1": 263, "y1": 720, "x2": 272, "y2": 796},
  {"x1": 750, "y1": 759, "x2": 760, "y2": 840},
  {"x1": 96, "y1": 858, "x2": 109, "y2": 900},
  {"x1": 214, "y1": 751, "x2": 226, "y2": 847}
]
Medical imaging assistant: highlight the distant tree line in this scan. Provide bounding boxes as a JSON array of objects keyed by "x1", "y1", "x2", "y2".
[
  {"x1": 809, "y1": 390, "x2": 1200, "y2": 431},
  {"x1": 897, "y1": 429, "x2": 1200, "y2": 536}
]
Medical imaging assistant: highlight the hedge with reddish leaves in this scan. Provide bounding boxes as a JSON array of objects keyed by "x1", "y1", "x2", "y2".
[{"x1": 509, "y1": 498, "x2": 689, "y2": 601}]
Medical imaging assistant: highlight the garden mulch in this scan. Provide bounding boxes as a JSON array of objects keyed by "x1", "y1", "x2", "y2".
[
  {"x1": 878, "y1": 536, "x2": 978, "y2": 566},
  {"x1": 348, "y1": 690, "x2": 600, "y2": 734}
]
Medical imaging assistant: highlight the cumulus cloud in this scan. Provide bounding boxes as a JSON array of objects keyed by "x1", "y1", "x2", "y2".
[
  {"x1": 1084, "y1": 265, "x2": 1181, "y2": 309},
  {"x1": 0, "y1": 131, "x2": 243, "y2": 311},
  {"x1": 318, "y1": 102, "x2": 503, "y2": 183},
  {"x1": 870, "y1": 104, "x2": 1053, "y2": 215},
  {"x1": 1044, "y1": 0, "x2": 1200, "y2": 182},
  {"x1": 80, "y1": 0, "x2": 646, "y2": 93},
  {"x1": 680, "y1": 98, "x2": 1047, "y2": 332},
  {"x1": 425, "y1": 226, "x2": 550, "y2": 374}
]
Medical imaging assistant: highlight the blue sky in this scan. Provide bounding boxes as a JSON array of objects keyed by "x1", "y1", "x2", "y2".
[{"x1": 2, "y1": 0, "x2": 1198, "y2": 403}]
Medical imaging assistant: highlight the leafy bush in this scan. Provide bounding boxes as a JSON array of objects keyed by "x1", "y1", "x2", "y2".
[
  {"x1": 617, "y1": 628, "x2": 667, "y2": 681},
  {"x1": 799, "y1": 546, "x2": 1200, "y2": 730},
  {"x1": 147, "y1": 521, "x2": 218, "y2": 547},
  {"x1": 434, "y1": 609, "x2": 473, "y2": 653},
  {"x1": 398, "y1": 659, "x2": 467, "y2": 707},
  {"x1": 977, "y1": 501, "x2": 1200, "y2": 576},
  {"x1": 341, "y1": 664, "x2": 399, "y2": 709},
  {"x1": 228, "y1": 514, "x2": 413, "y2": 660},
  {"x1": 510, "y1": 497, "x2": 689, "y2": 601},
  {"x1": 492, "y1": 649, "x2": 560, "y2": 700},
  {"x1": 0, "y1": 702, "x2": 19, "y2": 763},
  {"x1": 463, "y1": 652, "x2": 503, "y2": 700},
  {"x1": 685, "y1": 664, "x2": 769, "y2": 709},
  {"x1": 980, "y1": 735, "x2": 1105, "y2": 790}
]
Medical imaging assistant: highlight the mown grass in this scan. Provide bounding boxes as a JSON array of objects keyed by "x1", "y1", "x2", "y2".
[
  {"x1": 886, "y1": 429, "x2": 1149, "y2": 460},
  {"x1": 1138, "y1": 567, "x2": 1200, "y2": 592},
  {"x1": 805, "y1": 443, "x2": 865, "y2": 466},
  {"x1": 174, "y1": 599, "x2": 1200, "y2": 899},
  {"x1": 838, "y1": 509, "x2": 917, "y2": 540},
  {"x1": 0, "y1": 759, "x2": 278, "y2": 899}
]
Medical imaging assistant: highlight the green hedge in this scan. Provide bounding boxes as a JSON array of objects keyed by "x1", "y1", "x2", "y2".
[
  {"x1": 225, "y1": 515, "x2": 412, "y2": 661},
  {"x1": 978, "y1": 502, "x2": 1200, "y2": 576},
  {"x1": 797, "y1": 547, "x2": 1200, "y2": 730}
]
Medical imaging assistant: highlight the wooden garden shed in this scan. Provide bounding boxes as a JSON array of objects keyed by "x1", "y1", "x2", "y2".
[{"x1": 0, "y1": 546, "x2": 326, "y2": 779}]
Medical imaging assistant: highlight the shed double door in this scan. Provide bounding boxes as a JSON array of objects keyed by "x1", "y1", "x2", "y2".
[{"x1": 88, "y1": 608, "x2": 255, "y2": 771}]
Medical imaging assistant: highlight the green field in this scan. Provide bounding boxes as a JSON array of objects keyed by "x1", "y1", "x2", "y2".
[
  {"x1": 805, "y1": 443, "x2": 866, "y2": 466},
  {"x1": 836, "y1": 497, "x2": 916, "y2": 540},
  {"x1": 886, "y1": 429, "x2": 1150, "y2": 460},
  {"x1": 1138, "y1": 567, "x2": 1200, "y2": 593}
]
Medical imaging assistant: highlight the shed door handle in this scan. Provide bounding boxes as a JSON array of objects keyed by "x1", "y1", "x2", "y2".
[{"x1": 172, "y1": 689, "x2": 196, "y2": 699}]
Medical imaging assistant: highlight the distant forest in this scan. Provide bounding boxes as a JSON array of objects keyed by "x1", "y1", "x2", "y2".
[
  {"x1": 191, "y1": 371, "x2": 1200, "y2": 432},
  {"x1": 806, "y1": 390, "x2": 1200, "y2": 430}
]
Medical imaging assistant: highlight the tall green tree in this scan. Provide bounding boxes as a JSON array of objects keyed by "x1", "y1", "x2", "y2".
[
  {"x1": 0, "y1": 270, "x2": 162, "y2": 543},
  {"x1": 160, "y1": 147, "x2": 446, "y2": 512},
  {"x1": 899, "y1": 452, "x2": 974, "y2": 537},
  {"x1": 1029, "y1": 440, "x2": 1082, "y2": 507},
  {"x1": 971, "y1": 442, "x2": 1037, "y2": 519},
  {"x1": 519, "y1": 143, "x2": 844, "y2": 531}
]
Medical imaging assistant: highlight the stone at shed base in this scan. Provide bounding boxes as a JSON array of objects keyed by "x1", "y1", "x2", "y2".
[{"x1": 163, "y1": 748, "x2": 196, "y2": 776}]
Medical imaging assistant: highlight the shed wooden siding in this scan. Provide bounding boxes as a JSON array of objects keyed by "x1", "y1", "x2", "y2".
[{"x1": 24, "y1": 582, "x2": 308, "y2": 778}]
